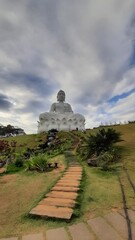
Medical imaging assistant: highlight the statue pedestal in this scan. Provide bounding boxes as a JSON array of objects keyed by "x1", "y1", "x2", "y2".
[{"x1": 38, "y1": 113, "x2": 85, "y2": 133}]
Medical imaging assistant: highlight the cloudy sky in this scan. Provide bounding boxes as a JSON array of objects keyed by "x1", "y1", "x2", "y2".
[{"x1": 0, "y1": 0, "x2": 135, "y2": 133}]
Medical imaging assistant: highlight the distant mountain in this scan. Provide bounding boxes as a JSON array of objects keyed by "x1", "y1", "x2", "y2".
[{"x1": 0, "y1": 124, "x2": 26, "y2": 137}]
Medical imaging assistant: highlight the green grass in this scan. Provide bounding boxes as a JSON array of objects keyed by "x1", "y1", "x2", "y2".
[
  {"x1": 0, "y1": 155, "x2": 66, "y2": 238},
  {"x1": 0, "y1": 123, "x2": 135, "y2": 237},
  {"x1": 75, "y1": 123, "x2": 135, "y2": 220},
  {"x1": 2, "y1": 133, "x2": 47, "y2": 153}
]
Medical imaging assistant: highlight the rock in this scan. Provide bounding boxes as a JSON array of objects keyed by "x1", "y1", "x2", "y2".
[{"x1": 87, "y1": 158, "x2": 97, "y2": 167}]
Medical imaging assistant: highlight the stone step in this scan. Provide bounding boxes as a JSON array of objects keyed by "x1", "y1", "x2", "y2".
[
  {"x1": 104, "y1": 212, "x2": 128, "y2": 239},
  {"x1": 63, "y1": 174, "x2": 82, "y2": 178},
  {"x1": 39, "y1": 197, "x2": 76, "y2": 208},
  {"x1": 66, "y1": 169, "x2": 82, "y2": 173},
  {"x1": 60, "y1": 178, "x2": 81, "y2": 182},
  {"x1": 30, "y1": 205, "x2": 73, "y2": 219},
  {"x1": 64, "y1": 171, "x2": 82, "y2": 175},
  {"x1": 67, "y1": 167, "x2": 82, "y2": 170},
  {"x1": 119, "y1": 209, "x2": 135, "y2": 224},
  {"x1": 29, "y1": 163, "x2": 82, "y2": 220},
  {"x1": 58, "y1": 179, "x2": 80, "y2": 184},
  {"x1": 68, "y1": 166, "x2": 82, "y2": 169},
  {"x1": 88, "y1": 216, "x2": 123, "y2": 240},
  {"x1": 62, "y1": 174, "x2": 82, "y2": 178},
  {"x1": 62, "y1": 173, "x2": 82, "y2": 177},
  {"x1": 46, "y1": 191, "x2": 78, "y2": 200},
  {"x1": 68, "y1": 222, "x2": 95, "y2": 240},
  {"x1": 52, "y1": 186, "x2": 79, "y2": 192},
  {"x1": 22, "y1": 233, "x2": 44, "y2": 240},
  {"x1": 46, "y1": 227, "x2": 69, "y2": 240},
  {"x1": 55, "y1": 181, "x2": 80, "y2": 187}
]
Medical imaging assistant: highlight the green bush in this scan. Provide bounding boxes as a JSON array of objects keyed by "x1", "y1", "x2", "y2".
[
  {"x1": 6, "y1": 163, "x2": 24, "y2": 173},
  {"x1": 84, "y1": 128, "x2": 122, "y2": 157},
  {"x1": 96, "y1": 147, "x2": 121, "y2": 170},
  {"x1": 96, "y1": 151, "x2": 114, "y2": 170},
  {"x1": 25, "y1": 153, "x2": 49, "y2": 172},
  {"x1": 15, "y1": 157, "x2": 23, "y2": 167}
]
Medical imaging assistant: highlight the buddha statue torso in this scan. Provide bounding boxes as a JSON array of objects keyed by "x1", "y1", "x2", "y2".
[{"x1": 50, "y1": 102, "x2": 73, "y2": 114}]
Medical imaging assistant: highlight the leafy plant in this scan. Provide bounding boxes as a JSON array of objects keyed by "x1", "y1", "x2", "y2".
[
  {"x1": 96, "y1": 151, "x2": 114, "y2": 170},
  {"x1": 84, "y1": 128, "x2": 122, "y2": 157},
  {"x1": 14, "y1": 153, "x2": 24, "y2": 167},
  {"x1": 25, "y1": 153, "x2": 49, "y2": 172},
  {"x1": 0, "y1": 140, "x2": 17, "y2": 165}
]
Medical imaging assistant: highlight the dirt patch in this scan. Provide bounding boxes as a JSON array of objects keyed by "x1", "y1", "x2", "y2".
[
  {"x1": 0, "y1": 174, "x2": 17, "y2": 184},
  {"x1": 0, "y1": 168, "x2": 6, "y2": 174}
]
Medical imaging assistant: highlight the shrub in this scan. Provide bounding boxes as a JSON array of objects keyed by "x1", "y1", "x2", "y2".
[
  {"x1": 96, "y1": 151, "x2": 114, "y2": 170},
  {"x1": 84, "y1": 128, "x2": 122, "y2": 157},
  {"x1": 25, "y1": 153, "x2": 49, "y2": 172},
  {"x1": 14, "y1": 155, "x2": 24, "y2": 167}
]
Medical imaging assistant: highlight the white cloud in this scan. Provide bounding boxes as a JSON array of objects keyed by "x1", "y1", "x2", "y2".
[{"x1": 0, "y1": 0, "x2": 135, "y2": 133}]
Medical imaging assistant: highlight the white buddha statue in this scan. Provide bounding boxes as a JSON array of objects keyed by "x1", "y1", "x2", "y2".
[{"x1": 38, "y1": 90, "x2": 85, "y2": 133}]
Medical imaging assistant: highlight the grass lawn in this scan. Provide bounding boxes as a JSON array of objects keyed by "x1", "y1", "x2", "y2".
[
  {"x1": 0, "y1": 155, "x2": 66, "y2": 238},
  {"x1": 0, "y1": 124, "x2": 135, "y2": 237},
  {"x1": 77, "y1": 123, "x2": 135, "y2": 221}
]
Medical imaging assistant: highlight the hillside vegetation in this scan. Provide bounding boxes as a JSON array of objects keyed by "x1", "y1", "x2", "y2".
[{"x1": 0, "y1": 123, "x2": 135, "y2": 238}]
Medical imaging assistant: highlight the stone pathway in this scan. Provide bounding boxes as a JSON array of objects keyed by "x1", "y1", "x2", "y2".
[
  {"x1": 29, "y1": 163, "x2": 83, "y2": 220},
  {"x1": 1, "y1": 151, "x2": 135, "y2": 239},
  {"x1": 1, "y1": 209, "x2": 135, "y2": 240}
]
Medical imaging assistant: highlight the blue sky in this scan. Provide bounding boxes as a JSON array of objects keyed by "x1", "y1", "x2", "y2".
[{"x1": 0, "y1": 0, "x2": 135, "y2": 133}]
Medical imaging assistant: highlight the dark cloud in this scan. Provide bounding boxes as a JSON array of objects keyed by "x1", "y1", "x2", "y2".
[
  {"x1": 0, "y1": 0, "x2": 135, "y2": 132},
  {"x1": 1, "y1": 71, "x2": 58, "y2": 97},
  {"x1": 0, "y1": 93, "x2": 13, "y2": 110},
  {"x1": 16, "y1": 99, "x2": 49, "y2": 116}
]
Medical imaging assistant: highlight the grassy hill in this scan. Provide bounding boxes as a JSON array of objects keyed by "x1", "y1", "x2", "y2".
[{"x1": 0, "y1": 123, "x2": 135, "y2": 238}]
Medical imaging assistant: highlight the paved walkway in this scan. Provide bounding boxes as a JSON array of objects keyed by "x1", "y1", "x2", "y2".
[
  {"x1": 1, "y1": 209, "x2": 135, "y2": 240},
  {"x1": 30, "y1": 163, "x2": 82, "y2": 220}
]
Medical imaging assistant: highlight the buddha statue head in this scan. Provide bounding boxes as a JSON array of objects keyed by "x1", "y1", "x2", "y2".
[{"x1": 57, "y1": 90, "x2": 65, "y2": 102}]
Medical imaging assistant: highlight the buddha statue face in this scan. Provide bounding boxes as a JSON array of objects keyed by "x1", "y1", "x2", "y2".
[{"x1": 57, "y1": 90, "x2": 65, "y2": 102}]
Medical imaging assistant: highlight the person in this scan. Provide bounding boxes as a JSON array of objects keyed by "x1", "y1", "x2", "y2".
[{"x1": 50, "y1": 90, "x2": 73, "y2": 113}]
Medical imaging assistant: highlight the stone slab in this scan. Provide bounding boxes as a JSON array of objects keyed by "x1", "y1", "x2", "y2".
[
  {"x1": 64, "y1": 170, "x2": 82, "y2": 174},
  {"x1": 62, "y1": 175, "x2": 82, "y2": 179},
  {"x1": 0, "y1": 238, "x2": 18, "y2": 240},
  {"x1": 58, "y1": 179, "x2": 80, "y2": 183},
  {"x1": 39, "y1": 197, "x2": 76, "y2": 207},
  {"x1": 52, "y1": 186, "x2": 79, "y2": 192},
  {"x1": 67, "y1": 169, "x2": 82, "y2": 172},
  {"x1": 63, "y1": 172, "x2": 82, "y2": 178},
  {"x1": 131, "y1": 223, "x2": 135, "y2": 238},
  {"x1": 119, "y1": 209, "x2": 135, "y2": 223},
  {"x1": 46, "y1": 227, "x2": 69, "y2": 240},
  {"x1": 22, "y1": 233, "x2": 44, "y2": 240},
  {"x1": 88, "y1": 216, "x2": 123, "y2": 240},
  {"x1": 64, "y1": 172, "x2": 82, "y2": 176},
  {"x1": 68, "y1": 166, "x2": 82, "y2": 170},
  {"x1": 46, "y1": 191, "x2": 78, "y2": 200},
  {"x1": 30, "y1": 205, "x2": 73, "y2": 219},
  {"x1": 127, "y1": 209, "x2": 135, "y2": 224},
  {"x1": 104, "y1": 212, "x2": 128, "y2": 238},
  {"x1": 55, "y1": 182, "x2": 80, "y2": 187},
  {"x1": 61, "y1": 175, "x2": 81, "y2": 179},
  {"x1": 68, "y1": 222, "x2": 95, "y2": 240}
]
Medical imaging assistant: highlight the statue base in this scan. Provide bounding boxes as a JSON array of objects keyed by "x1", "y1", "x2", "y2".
[{"x1": 38, "y1": 113, "x2": 85, "y2": 133}]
